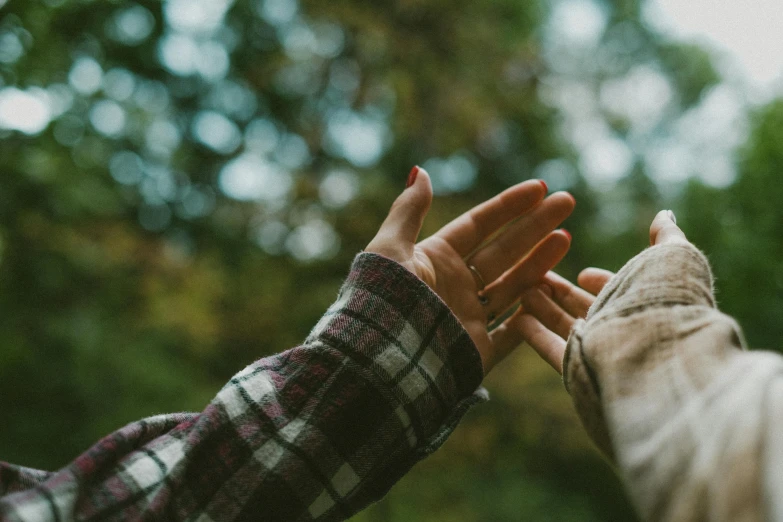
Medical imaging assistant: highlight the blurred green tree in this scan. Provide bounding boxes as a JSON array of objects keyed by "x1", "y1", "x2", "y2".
[
  {"x1": 681, "y1": 100, "x2": 783, "y2": 353},
  {"x1": 0, "y1": 0, "x2": 753, "y2": 520}
]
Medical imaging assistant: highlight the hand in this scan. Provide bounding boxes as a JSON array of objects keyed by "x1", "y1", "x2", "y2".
[
  {"x1": 365, "y1": 166, "x2": 575, "y2": 375},
  {"x1": 519, "y1": 209, "x2": 689, "y2": 373}
]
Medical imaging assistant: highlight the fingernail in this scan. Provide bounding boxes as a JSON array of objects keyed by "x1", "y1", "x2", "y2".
[
  {"x1": 560, "y1": 228, "x2": 572, "y2": 241},
  {"x1": 667, "y1": 210, "x2": 677, "y2": 225},
  {"x1": 406, "y1": 166, "x2": 419, "y2": 188},
  {"x1": 539, "y1": 179, "x2": 548, "y2": 193},
  {"x1": 566, "y1": 192, "x2": 576, "y2": 205}
]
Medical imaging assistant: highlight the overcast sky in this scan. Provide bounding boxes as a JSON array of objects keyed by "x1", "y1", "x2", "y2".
[{"x1": 647, "y1": 0, "x2": 783, "y2": 100}]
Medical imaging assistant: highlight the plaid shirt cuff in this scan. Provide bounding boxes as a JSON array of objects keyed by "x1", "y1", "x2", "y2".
[
  {"x1": 1, "y1": 252, "x2": 487, "y2": 522},
  {"x1": 310, "y1": 252, "x2": 487, "y2": 450}
]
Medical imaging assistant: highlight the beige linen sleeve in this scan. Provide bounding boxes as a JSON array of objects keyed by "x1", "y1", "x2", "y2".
[{"x1": 564, "y1": 242, "x2": 783, "y2": 522}]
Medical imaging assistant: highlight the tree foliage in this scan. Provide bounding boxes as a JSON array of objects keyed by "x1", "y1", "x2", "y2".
[{"x1": 0, "y1": 0, "x2": 776, "y2": 519}]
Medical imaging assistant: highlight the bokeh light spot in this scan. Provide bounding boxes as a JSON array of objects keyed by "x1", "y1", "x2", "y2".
[
  {"x1": 208, "y1": 81, "x2": 258, "y2": 121},
  {"x1": 0, "y1": 32, "x2": 24, "y2": 64},
  {"x1": 274, "y1": 133, "x2": 310, "y2": 170},
  {"x1": 324, "y1": 109, "x2": 388, "y2": 167},
  {"x1": 286, "y1": 219, "x2": 339, "y2": 261},
  {"x1": 109, "y1": 151, "x2": 145, "y2": 185},
  {"x1": 103, "y1": 68, "x2": 136, "y2": 101},
  {"x1": 164, "y1": 0, "x2": 236, "y2": 34},
  {"x1": 423, "y1": 154, "x2": 478, "y2": 195},
  {"x1": 0, "y1": 88, "x2": 52, "y2": 135},
  {"x1": 244, "y1": 118, "x2": 280, "y2": 154},
  {"x1": 253, "y1": 220, "x2": 289, "y2": 255},
  {"x1": 158, "y1": 33, "x2": 200, "y2": 76},
  {"x1": 192, "y1": 110, "x2": 242, "y2": 154},
  {"x1": 178, "y1": 185, "x2": 216, "y2": 219},
  {"x1": 146, "y1": 119, "x2": 182, "y2": 158},
  {"x1": 319, "y1": 169, "x2": 359, "y2": 209},
  {"x1": 89, "y1": 100, "x2": 127, "y2": 138},
  {"x1": 69, "y1": 57, "x2": 103, "y2": 96},
  {"x1": 580, "y1": 136, "x2": 634, "y2": 185},
  {"x1": 219, "y1": 153, "x2": 293, "y2": 201},
  {"x1": 549, "y1": 0, "x2": 607, "y2": 48},
  {"x1": 257, "y1": 0, "x2": 298, "y2": 26},
  {"x1": 196, "y1": 41, "x2": 230, "y2": 82},
  {"x1": 109, "y1": 4, "x2": 155, "y2": 45},
  {"x1": 534, "y1": 159, "x2": 579, "y2": 192}
]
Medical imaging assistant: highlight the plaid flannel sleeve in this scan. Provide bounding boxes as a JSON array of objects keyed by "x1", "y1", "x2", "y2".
[{"x1": 0, "y1": 252, "x2": 487, "y2": 522}]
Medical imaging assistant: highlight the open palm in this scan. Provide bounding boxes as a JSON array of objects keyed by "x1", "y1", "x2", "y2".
[
  {"x1": 517, "y1": 209, "x2": 685, "y2": 373},
  {"x1": 366, "y1": 167, "x2": 575, "y2": 374}
]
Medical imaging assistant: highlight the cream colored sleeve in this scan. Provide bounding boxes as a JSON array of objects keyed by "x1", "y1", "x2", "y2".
[{"x1": 564, "y1": 242, "x2": 783, "y2": 522}]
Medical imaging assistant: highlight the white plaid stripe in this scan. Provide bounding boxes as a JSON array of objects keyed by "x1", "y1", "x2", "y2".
[
  {"x1": 123, "y1": 438, "x2": 185, "y2": 497},
  {"x1": 306, "y1": 463, "x2": 360, "y2": 518},
  {"x1": 254, "y1": 440, "x2": 285, "y2": 470},
  {"x1": 46, "y1": 473, "x2": 78, "y2": 521},
  {"x1": 419, "y1": 349, "x2": 444, "y2": 380},
  {"x1": 396, "y1": 323, "x2": 421, "y2": 355},
  {"x1": 216, "y1": 371, "x2": 275, "y2": 419},
  {"x1": 374, "y1": 319, "x2": 445, "y2": 400},
  {"x1": 332, "y1": 463, "x2": 360, "y2": 497},
  {"x1": 11, "y1": 497, "x2": 54, "y2": 521},
  {"x1": 155, "y1": 439, "x2": 185, "y2": 473},
  {"x1": 125, "y1": 455, "x2": 163, "y2": 489},
  {"x1": 280, "y1": 417, "x2": 307, "y2": 443},
  {"x1": 376, "y1": 345, "x2": 409, "y2": 378},
  {"x1": 400, "y1": 371, "x2": 428, "y2": 401},
  {"x1": 308, "y1": 489, "x2": 334, "y2": 518},
  {"x1": 144, "y1": 413, "x2": 180, "y2": 425}
]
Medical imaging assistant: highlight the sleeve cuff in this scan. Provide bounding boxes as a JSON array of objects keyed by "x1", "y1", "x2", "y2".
[
  {"x1": 587, "y1": 242, "x2": 715, "y2": 323},
  {"x1": 306, "y1": 252, "x2": 487, "y2": 446},
  {"x1": 563, "y1": 241, "x2": 721, "y2": 462}
]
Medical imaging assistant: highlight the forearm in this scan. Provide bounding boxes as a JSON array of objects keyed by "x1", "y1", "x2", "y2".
[
  {"x1": 0, "y1": 253, "x2": 485, "y2": 522},
  {"x1": 565, "y1": 243, "x2": 783, "y2": 521}
]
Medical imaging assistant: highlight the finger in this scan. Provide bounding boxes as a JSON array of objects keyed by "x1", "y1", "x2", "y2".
[
  {"x1": 650, "y1": 209, "x2": 689, "y2": 246},
  {"x1": 541, "y1": 271, "x2": 595, "y2": 319},
  {"x1": 515, "y1": 312, "x2": 567, "y2": 374},
  {"x1": 577, "y1": 268, "x2": 614, "y2": 296},
  {"x1": 520, "y1": 287, "x2": 575, "y2": 340},
  {"x1": 485, "y1": 304, "x2": 543, "y2": 372},
  {"x1": 484, "y1": 318, "x2": 524, "y2": 374},
  {"x1": 374, "y1": 167, "x2": 433, "y2": 246},
  {"x1": 482, "y1": 230, "x2": 570, "y2": 321},
  {"x1": 467, "y1": 192, "x2": 575, "y2": 284},
  {"x1": 435, "y1": 179, "x2": 548, "y2": 257}
]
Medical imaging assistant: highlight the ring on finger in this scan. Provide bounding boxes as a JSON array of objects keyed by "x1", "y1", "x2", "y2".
[{"x1": 467, "y1": 264, "x2": 487, "y2": 292}]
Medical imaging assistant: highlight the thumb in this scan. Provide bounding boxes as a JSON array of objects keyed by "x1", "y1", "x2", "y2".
[
  {"x1": 650, "y1": 209, "x2": 689, "y2": 246},
  {"x1": 378, "y1": 166, "x2": 433, "y2": 245}
]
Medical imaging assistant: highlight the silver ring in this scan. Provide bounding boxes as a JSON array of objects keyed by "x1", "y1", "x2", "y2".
[{"x1": 467, "y1": 264, "x2": 486, "y2": 292}]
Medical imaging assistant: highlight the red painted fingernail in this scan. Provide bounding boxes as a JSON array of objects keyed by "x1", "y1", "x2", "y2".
[
  {"x1": 561, "y1": 229, "x2": 572, "y2": 241},
  {"x1": 406, "y1": 166, "x2": 419, "y2": 188},
  {"x1": 539, "y1": 179, "x2": 548, "y2": 193}
]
